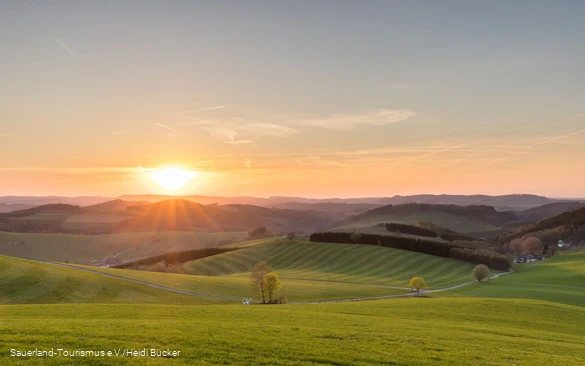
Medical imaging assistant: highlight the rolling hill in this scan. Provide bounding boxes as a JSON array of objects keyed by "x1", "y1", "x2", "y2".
[
  {"x1": 0, "y1": 231, "x2": 245, "y2": 264},
  {"x1": 113, "y1": 199, "x2": 338, "y2": 234},
  {"x1": 334, "y1": 203, "x2": 520, "y2": 233},
  {"x1": 442, "y1": 249, "x2": 585, "y2": 307},
  {"x1": 500, "y1": 206, "x2": 585, "y2": 245},
  {"x1": 516, "y1": 201, "x2": 585, "y2": 223},
  {"x1": 182, "y1": 238, "x2": 481, "y2": 289},
  {"x1": 0, "y1": 255, "x2": 220, "y2": 304}
]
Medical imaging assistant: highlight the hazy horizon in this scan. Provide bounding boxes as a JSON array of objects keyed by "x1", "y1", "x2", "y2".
[{"x1": 2, "y1": 1, "x2": 585, "y2": 197}]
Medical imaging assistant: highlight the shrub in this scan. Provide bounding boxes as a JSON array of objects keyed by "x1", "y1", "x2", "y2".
[
  {"x1": 473, "y1": 264, "x2": 491, "y2": 282},
  {"x1": 350, "y1": 232, "x2": 363, "y2": 244}
]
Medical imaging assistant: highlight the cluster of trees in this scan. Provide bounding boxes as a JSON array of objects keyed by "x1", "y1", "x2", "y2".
[
  {"x1": 309, "y1": 232, "x2": 510, "y2": 271},
  {"x1": 113, "y1": 247, "x2": 235, "y2": 269},
  {"x1": 248, "y1": 226, "x2": 269, "y2": 239},
  {"x1": 508, "y1": 237, "x2": 545, "y2": 256},
  {"x1": 250, "y1": 262, "x2": 284, "y2": 304}
]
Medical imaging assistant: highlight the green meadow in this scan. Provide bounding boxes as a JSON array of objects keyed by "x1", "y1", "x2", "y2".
[
  {"x1": 441, "y1": 249, "x2": 585, "y2": 307},
  {"x1": 1, "y1": 299, "x2": 585, "y2": 365},
  {"x1": 1, "y1": 240, "x2": 585, "y2": 365},
  {"x1": 186, "y1": 239, "x2": 481, "y2": 289},
  {"x1": 0, "y1": 256, "x2": 221, "y2": 305}
]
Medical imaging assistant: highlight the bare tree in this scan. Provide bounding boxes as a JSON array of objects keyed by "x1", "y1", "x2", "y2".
[
  {"x1": 350, "y1": 232, "x2": 362, "y2": 244},
  {"x1": 522, "y1": 237, "x2": 544, "y2": 256},
  {"x1": 509, "y1": 238, "x2": 523, "y2": 255}
]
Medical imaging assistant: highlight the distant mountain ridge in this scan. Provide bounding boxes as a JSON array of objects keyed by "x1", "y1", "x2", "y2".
[
  {"x1": 113, "y1": 199, "x2": 337, "y2": 234},
  {"x1": 2, "y1": 193, "x2": 577, "y2": 211},
  {"x1": 342, "y1": 203, "x2": 521, "y2": 229}
]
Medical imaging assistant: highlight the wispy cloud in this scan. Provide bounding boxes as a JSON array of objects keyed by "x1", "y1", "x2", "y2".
[
  {"x1": 153, "y1": 123, "x2": 176, "y2": 131},
  {"x1": 48, "y1": 34, "x2": 84, "y2": 58},
  {"x1": 0, "y1": 133, "x2": 31, "y2": 140},
  {"x1": 189, "y1": 118, "x2": 297, "y2": 145},
  {"x1": 170, "y1": 106, "x2": 226, "y2": 116},
  {"x1": 390, "y1": 141, "x2": 476, "y2": 167},
  {"x1": 299, "y1": 109, "x2": 416, "y2": 131}
]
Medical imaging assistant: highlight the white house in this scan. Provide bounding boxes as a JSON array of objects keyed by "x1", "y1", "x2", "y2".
[{"x1": 558, "y1": 240, "x2": 572, "y2": 248}]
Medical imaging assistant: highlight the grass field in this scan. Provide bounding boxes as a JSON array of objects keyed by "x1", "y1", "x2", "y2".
[
  {"x1": 334, "y1": 211, "x2": 500, "y2": 233},
  {"x1": 1, "y1": 298, "x2": 585, "y2": 365},
  {"x1": 184, "y1": 239, "x2": 482, "y2": 289},
  {"x1": 0, "y1": 256, "x2": 221, "y2": 305},
  {"x1": 72, "y1": 266, "x2": 406, "y2": 302},
  {"x1": 441, "y1": 249, "x2": 585, "y2": 307},
  {"x1": 2, "y1": 243, "x2": 585, "y2": 365},
  {"x1": 0, "y1": 231, "x2": 246, "y2": 264}
]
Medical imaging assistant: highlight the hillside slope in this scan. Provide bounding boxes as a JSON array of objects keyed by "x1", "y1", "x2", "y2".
[
  {"x1": 183, "y1": 239, "x2": 481, "y2": 289},
  {"x1": 517, "y1": 201, "x2": 585, "y2": 223},
  {"x1": 0, "y1": 256, "x2": 220, "y2": 304},
  {"x1": 336, "y1": 203, "x2": 520, "y2": 233},
  {"x1": 443, "y1": 249, "x2": 585, "y2": 307},
  {"x1": 501, "y1": 206, "x2": 585, "y2": 244},
  {"x1": 0, "y1": 231, "x2": 245, "y2": 264}
]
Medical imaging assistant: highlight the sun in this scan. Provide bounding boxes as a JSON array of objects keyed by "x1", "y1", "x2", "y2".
[{"x1": 150, "y1": 168, "x2": 198, "y2": 191}]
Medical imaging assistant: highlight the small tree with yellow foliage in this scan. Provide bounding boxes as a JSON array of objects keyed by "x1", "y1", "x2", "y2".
[
  {"x1": 409, "y1": 276, "x2": 427, "y2": 296},
  {"x1": 264, "y1": 272, "x2": 282, "y2": 303}
]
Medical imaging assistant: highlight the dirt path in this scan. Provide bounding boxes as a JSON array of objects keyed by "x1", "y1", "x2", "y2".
[{"x1": 32, "y1": 258, "x2": 513, "y2": 304}]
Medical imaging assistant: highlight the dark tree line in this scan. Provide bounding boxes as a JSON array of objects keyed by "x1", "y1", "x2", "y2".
[
  {"x1": 113, "y1": 247, "x2": 236, "y2": 269},
  {"x1": 310, "y1": 232, "x2": 510, "y2": 271}
]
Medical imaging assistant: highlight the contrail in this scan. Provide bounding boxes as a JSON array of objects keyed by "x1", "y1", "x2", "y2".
[
  {"x1": 138, "y1": 165, "x2": 145, "y2": 173},
  {"x1": 488, "y1": 128, "x2": 585, "y2": 164},
  {"x1": 154, "y1": 123, "x2": 176, "y2": 131},
  {"x1": 170, "y1": 106, "x2": 226, "y2": 116},
  {"x1": 48, "y1": 34, "x2": 84, "y2": 58},
  {"x1": 391, "y1": 141, "x2": 475, "y2": 167}
]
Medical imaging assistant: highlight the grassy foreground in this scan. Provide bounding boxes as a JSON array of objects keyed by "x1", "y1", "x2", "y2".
[{"x1": 1, "y1": 298, "x2": 585, "y2": 365}]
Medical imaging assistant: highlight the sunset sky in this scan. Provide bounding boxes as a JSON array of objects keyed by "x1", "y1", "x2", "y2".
[{"x1": 1, "y1": 1, "x2": 585, "y2": 198}]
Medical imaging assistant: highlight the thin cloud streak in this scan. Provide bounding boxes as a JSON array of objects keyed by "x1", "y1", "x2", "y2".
[
  {"x1": 170, "y1": 106, "x2": 226, "y2": 116},
  {"x1": 300, "y1": 109, "x2": 416, "y2": 131},
  {"x1": 153, "y1": 123, "x2": 176, "y2": 131},
  {"x1": 48, "y1": 34, "x2": 84, "y2": 58},
  {"x1": 488, "y1": 129, "x2": 585, "y2": 165},
  {"x1": 0, "y1": 133, "x2": 31, "y2": 140}
]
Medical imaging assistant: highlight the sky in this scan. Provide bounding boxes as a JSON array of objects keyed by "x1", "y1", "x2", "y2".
[{"x1": 1, "y1": 0, "x2": 585, "y2": 198}]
